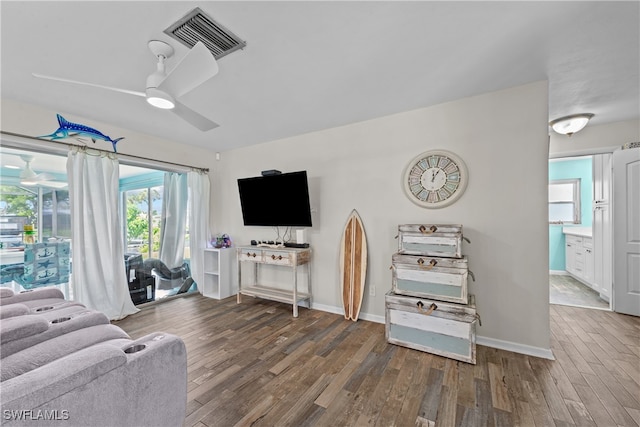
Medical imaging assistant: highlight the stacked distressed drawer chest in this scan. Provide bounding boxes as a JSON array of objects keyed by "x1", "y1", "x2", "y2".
[{"x1": 385, "y1": 224, "x2": 478, "y2": 364}]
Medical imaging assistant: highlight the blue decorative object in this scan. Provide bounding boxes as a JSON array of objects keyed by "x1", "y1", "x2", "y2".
[
  {"x1": 20, "y1": 242, "x2": 71, "y2": 289},
  {"x1": 39, "y1": 114, "x2": 124, "y2": 153}
]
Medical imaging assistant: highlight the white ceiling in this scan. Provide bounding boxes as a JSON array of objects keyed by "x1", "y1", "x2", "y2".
[{"x1": 1, "y1": 1, "x2": 639, "y2": 155}]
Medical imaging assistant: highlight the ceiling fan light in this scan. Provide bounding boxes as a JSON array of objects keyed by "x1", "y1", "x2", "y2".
[
  {"x1": 549, "y1": 113, "x2": 594, "y2": 136},
  {"x1": 146, "y1": 88, "x2": 175, "y2": 109},
  {"x1": 20, "y1": 179, "x2": 38, "y2": 186}
]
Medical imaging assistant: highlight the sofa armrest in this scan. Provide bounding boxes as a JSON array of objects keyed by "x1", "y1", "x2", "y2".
[
  {"x1": 0, "y1": 303, "x2": 30, "y2": 319},
  {"x1": 0, "y1": 315, "x2": 49, "y2": 345},
  {"x1": 1, "y1": 332, "x2": 187, "y2": 427},
  {"x1": 0, "y1": 344, "x2": 127, "y2": 409},
  {"x1": 0, "y1": 288, "x2": 65, "y2": 305},
  {"x1": 1, "y1": 309, "x2": 110, "y2": 358},
  {"x1": 1, "y1": 324, "x2": 130, "y2": 381}
]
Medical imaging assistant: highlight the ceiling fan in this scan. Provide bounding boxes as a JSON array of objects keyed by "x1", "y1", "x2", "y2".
[
  {"x1": 19, "y1": 155, "x2": 67, "y2": 188},
  {"x1": 33, "y1": 40, "x2": 219, "y2": 131}
]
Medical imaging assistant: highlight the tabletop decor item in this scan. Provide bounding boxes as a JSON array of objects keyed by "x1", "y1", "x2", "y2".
[{"x1": 213, "y1": 234, "x2": 232, "y2": 248}]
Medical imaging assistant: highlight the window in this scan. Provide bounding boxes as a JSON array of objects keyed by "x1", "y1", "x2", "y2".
[
  {"x1": 549, "y1": 179, "x2": 581, "y2": 224},
  {"x1": 42, "y1": 189, "x2": 71, "y2": 240},
  {"x1": 123, "y1": 186, "x2": 163, "y2": 259},
  {"x1": 0, "y1": 185, "x2": 38, "y2": 250},
  {"x1": 0, "y1": 185, "x2": 38, "y2": 226}
]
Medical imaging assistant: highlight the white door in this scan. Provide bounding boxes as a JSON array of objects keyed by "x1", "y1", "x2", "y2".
[{"x1": 613, "y1": 147, "x2": 640, "y2": 316}]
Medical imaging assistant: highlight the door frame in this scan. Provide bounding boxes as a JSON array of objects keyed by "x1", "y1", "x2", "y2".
[{"x1": 548, "y1": 150, "x2": 613, "y2": 310}]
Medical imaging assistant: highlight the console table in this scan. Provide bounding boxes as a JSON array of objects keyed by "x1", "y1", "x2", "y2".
[{"x1": 237, "y1": 245, "x2": 312, "y2": 317}]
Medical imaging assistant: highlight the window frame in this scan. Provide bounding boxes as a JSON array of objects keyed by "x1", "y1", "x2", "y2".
[{"x1": 548, "y1": 178, "x2": 581, "y2": 224}]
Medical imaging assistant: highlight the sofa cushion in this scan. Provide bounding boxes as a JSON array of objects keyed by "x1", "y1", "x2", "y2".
[
  {"x1": 1, "y1": 324, "x2": 130, "y2": 381},
  {"x1": 0, "y1": 287, "x2": 13, "y2": 298}
]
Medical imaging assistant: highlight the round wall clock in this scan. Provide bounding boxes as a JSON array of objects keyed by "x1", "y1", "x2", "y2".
[{"x1": 402, "y1": 149, "x2": 468, "y2": 208}]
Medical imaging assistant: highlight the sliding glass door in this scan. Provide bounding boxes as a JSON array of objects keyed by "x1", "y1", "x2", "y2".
[{"x1": 1, "y1": 142, "x2": 198, "y2": 303}]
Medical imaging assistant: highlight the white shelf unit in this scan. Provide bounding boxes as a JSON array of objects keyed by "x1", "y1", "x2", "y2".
[{"x1": 202, "y1": 248, "x2": 234, "y2": 299}]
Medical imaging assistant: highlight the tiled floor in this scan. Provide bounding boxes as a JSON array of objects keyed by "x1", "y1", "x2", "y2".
[{"x1": 549, "y1": 274, "x2": 609, "y2": 309}]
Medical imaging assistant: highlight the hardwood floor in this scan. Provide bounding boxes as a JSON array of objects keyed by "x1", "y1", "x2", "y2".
[{"x1": 114, "y1": 294, "x2": 640, "y2": 427}]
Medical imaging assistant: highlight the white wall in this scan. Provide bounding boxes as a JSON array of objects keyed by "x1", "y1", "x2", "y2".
[
  {"x1": 213, "y1": 81, "x2": 552, "y2": 356},
  {"x1": 0, "y1": 98, "x2": 218, "y2": 171},
  {"x1": 550, "y1": 119, "x2": 639, "y2": 157}
]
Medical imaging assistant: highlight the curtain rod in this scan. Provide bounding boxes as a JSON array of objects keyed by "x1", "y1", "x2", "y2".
[{"x1": 0, "y1": 131, "x2": 209, "y2": 174}]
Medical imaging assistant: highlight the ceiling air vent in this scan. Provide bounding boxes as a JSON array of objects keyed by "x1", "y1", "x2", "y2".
[{"x1": 164, "y1": 8, "x2": 246, "y2": 60}]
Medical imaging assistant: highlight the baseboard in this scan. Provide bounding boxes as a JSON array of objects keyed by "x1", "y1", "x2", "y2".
[
  {"x1": 476, "y1": 336, "x2": 555, "y2": 360},
  {"x1": 309, "y1": 303, "x2": 554, "y2": 360},
  {"x1": 309, "y1": 302, "x2": 385, "y2": 324},
  {"x1": 549, "y1": 270, "x2": 568, "y2": 275}
]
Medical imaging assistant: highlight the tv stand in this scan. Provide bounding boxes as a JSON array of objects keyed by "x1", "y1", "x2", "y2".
[{"x1": 237, "y1": 245, "x2": 312, "y2": 317}]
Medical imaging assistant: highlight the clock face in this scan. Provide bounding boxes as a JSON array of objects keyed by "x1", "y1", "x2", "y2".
[{"x1": 402, "y1": 150, "x2": 468, "y2": 208}]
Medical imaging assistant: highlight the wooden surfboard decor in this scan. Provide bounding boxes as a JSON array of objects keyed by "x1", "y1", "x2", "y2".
[{"x1": 340, "y1": 209, "x2": 368, "y2": 321}]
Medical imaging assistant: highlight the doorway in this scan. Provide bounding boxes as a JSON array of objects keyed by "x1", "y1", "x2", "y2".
[{"x1": 548, "y1": 155, "x2": 611, "y2": 310}]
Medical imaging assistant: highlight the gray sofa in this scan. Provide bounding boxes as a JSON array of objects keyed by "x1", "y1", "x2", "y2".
[{"x1": 0, "y1": 287, "x2": 187, "y2": 426}]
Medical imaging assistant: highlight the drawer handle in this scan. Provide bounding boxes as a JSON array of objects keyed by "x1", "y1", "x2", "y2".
[
  {"x1": 419, "y1": 225, "x2": 438, "y2": 234},
  {"x1": 417, "y1": 258, "x2": 437, "y2": 270},
  {"x1": 416, "y1": 301, "x2": 437, "y2": 315},
  {"x1": 251, "y1": 253, "x2": 256, "y2": 258},
  {"x1": 278, "y1": 255, "x2": 282, "y2": 260}
]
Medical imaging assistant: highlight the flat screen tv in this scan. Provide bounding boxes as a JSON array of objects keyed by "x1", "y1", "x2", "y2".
[{"x1": 237, "y1": 171, "x2": 312, "y2": 227}]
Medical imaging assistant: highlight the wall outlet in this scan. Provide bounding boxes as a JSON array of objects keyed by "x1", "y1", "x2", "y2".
[{"x1": 369, "y1": 284, "x2": 376, "y2": 297}]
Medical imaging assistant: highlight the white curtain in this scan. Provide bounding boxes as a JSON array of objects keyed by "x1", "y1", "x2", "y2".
[
  {"x1": 66, "y1": 148, "x2": 138, "y2": 320},
  {"x1": 188, "y1": 171, "x2": 210, "y2": 293},
  {"x1": 159, "y1": 173, "x2": 188, "y2": 269}
]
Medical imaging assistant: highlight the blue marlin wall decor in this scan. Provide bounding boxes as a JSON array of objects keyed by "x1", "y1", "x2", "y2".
[{"x1": 39, "y1": 114, "x2": 124, "y2": 153}]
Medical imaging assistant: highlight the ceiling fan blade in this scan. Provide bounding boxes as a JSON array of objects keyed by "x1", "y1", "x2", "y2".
[
  {"x1": 35, "y1": 172, "x2": 55, "y2": 181},
  {"x1": 33, "y1": 73, "x2": 146, "y2": 97},
  {"x1": 157, "y1": 42, "x2": 219, "y2": 98},
  {"x1": 172, "y1": 101, "x2": 219, "y2": 131},
  {"x1": 39, "y1": 181, "x2": 68, "y2": 189}
]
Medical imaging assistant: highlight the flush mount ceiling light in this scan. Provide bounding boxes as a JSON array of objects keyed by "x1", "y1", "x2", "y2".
[{"x1": 549, "y1": 113, "x2": 594, "y2": 136}]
